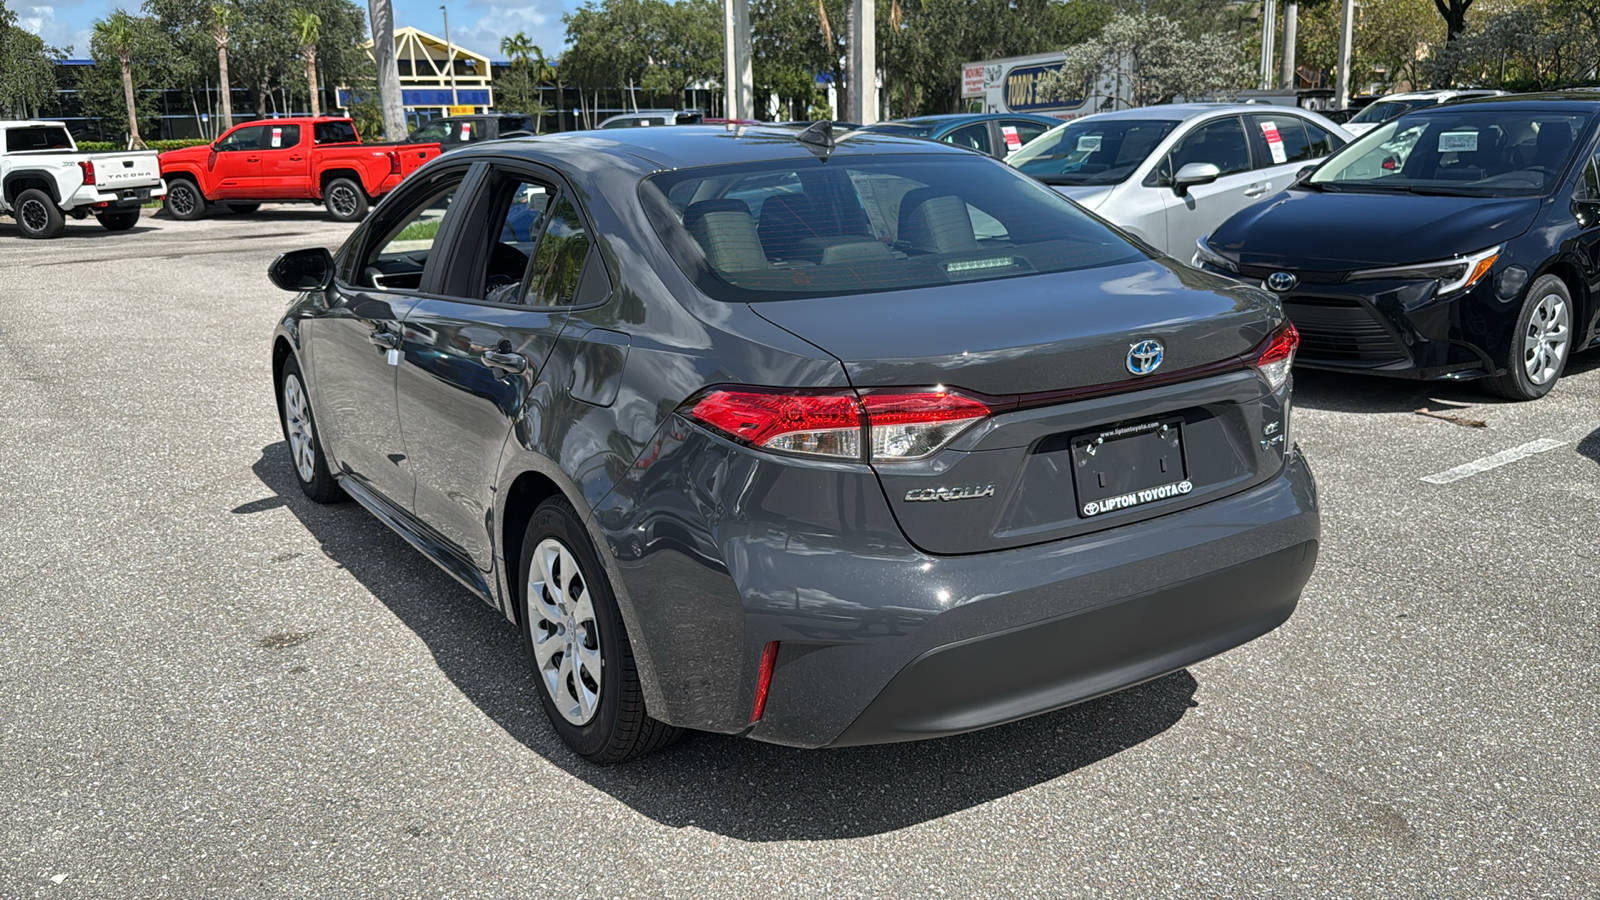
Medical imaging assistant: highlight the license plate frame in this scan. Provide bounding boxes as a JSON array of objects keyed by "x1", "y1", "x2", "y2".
[{"x1": 1070, "y1": 418, "x2": 1192, "y2": 518}]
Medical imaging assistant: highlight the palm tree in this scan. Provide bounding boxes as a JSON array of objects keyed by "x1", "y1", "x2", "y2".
[
  {"x1": 291, "y1": 10, "x2": 322, "y2": 116},
  {"x1": 210, "y1": 2, "x2": 234, "y2": 132},
  {"x1": 500, "y1": 31, "x2": 534, "y2": 69},
  {"x1": 530, "y1": 45, "x2": 556, "y2": 133},
  {"x1": 94, "y1": 11, "x2": 146, "y2": 149}
]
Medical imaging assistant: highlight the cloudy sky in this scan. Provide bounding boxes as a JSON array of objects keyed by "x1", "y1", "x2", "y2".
[{"x1": 12, "y1": 0, "x2": 578, "y2": 61}]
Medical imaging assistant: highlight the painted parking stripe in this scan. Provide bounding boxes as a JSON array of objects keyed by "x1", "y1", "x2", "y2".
[{"x1": 1422, "y1": 438, "x2": 1568, "y2": 484}]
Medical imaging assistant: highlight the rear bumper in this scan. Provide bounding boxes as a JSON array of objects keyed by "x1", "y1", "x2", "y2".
[{"x1": 66, "y1": 180, "x2": 167, "y2": 209}]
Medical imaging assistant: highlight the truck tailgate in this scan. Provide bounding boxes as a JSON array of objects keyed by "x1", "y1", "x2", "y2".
[{"x1": 89, "y1": 151, "x2": 163, "y2": 189}]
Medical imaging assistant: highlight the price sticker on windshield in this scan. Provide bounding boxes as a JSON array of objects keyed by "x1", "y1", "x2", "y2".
[
  {"x1": 1076, "y1": 134, "x2": 1102, "y2": 153},
  {"x1": 459, "y1": 123, "x2": 471, "y2": 141},
  {"x1": 1001, "y1": 125, "x2": 1022, "y2": 150},
  {"x1": 1258, "y1": 120, "x2": 1287, "y2": 164},
  {"x1": 271, "y1": 126, "x2": 283, "y2": 148},
  {"x1": 1439, "y1": 130, "x2": 1478, "y2": 153}
]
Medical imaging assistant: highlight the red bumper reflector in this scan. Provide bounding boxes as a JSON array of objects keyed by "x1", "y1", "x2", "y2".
[{"x1": 750, "y1": 641, "x2": 779, "y2": 723}]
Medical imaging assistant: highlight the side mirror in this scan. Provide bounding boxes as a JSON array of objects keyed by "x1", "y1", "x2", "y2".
[
  {"x1": 269, "y1": 247, "x2": 335, "y2": 292},
  {"x1": 1296, "y1": 164, "x2": 1317, "y2": 182},
  {"x1": 1575, "y1": 198, "x2": 1600, "y2": 229},
  {"x1": 1173, "y1": 162, "x2": 1222, "y2": 197}
]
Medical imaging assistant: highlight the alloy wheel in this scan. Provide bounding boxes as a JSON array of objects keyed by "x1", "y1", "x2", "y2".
[
  {"x1": 281, "y1": 374, "x2": 317, "y2": 483},
  {"x1": 19, "y1": 198, "x2": 48, "y2": 233},
  {"x1": 169, "y1": 184, "x2": 197, "y2": 218},
  {"x1": 329, "y1": 185, "x2": 359, "y2": 219},
  {"x1": 1523, "y1": 292, "x2": 1570, "y2": 386},
  {"x1": 527, "y1": 537, "x2": 604, "y2": 726}
]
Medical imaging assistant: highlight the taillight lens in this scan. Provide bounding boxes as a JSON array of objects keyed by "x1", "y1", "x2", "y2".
[
  {"x1": 688, "y1": 387, "x2": 990, "y2": 462},
  {"x1": 79, "y1": 160, "x2": 96, "y2": 185},
  {"x1": 1252, "y1": 322, "x2": 1299, "y2": 391},
  {"x1": 388, "y1": 150, "x2": 401, "y2": 174}
]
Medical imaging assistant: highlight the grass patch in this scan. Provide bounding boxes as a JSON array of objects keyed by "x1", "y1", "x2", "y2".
[{"x1": 394, "y1": 218, "x2": 441, "y2": 242}]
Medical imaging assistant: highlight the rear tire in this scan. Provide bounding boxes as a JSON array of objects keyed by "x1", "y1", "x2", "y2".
[
  {"x1": 277, "y1": 357, "x2": 346, "y2": 503},
  {"x1": 518, "y1": 498, "x2": 679, "y2": 763},
  {"x1": 96, "y1": 209, "x2": 140, "y2": 231},
  {"x1": 228, "y1": 203, "x2": 261, "y2": 215},
  {"x1": 323, "y1": 178, "x2": 368, "y2": 222},
  {"x1": 1485, "y1": 274, "x2": 1572, "y2": 401},
  {"x1": 163, "y1": 179, "x2": 206, "y2": 221},
  {"x1": 13, "y1": 189, "x2": 64, "y2": 239}
]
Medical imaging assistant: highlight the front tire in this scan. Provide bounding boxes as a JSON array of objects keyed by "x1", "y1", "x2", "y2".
[
  {"x1": 13, "y1": 189, "x2": 64, "y2": 239},
  {"x1": 277, "y1": 357, "x2": 345, "y2": 503},
  {"x1": 518, "y1": 498, "x2": 679, "y2": 763},
  {"x1": 96, "y1": 209, "x2": 140, "y2": 231},
  {"x1": 1486, "y1": 274, "x2": 1572, "y2": 401},
  {"x1": 323, "y1": 178, "x2": 368, "y2": 222},
  {"x1": 163, "y1": 179, "x2": 206, "y2": 221}
]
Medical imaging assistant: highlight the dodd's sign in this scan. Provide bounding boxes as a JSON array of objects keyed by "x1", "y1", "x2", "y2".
[{"x1": 1004, "y1": 63, "x2": 1084, "y2": 113}]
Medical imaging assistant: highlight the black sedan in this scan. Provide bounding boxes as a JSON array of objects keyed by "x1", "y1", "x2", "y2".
[
  {"x1": 1197, "y1": 93, "x2": 1600, "y2": 400},
  {"x1": 268, "y1": 126, "x2": 1318, "y2": 762}
]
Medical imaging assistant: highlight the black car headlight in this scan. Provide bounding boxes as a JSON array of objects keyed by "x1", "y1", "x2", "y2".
[
  {"x1": 1192, "y1": 235, "x2": 1238, "y2": 273},
  {"x1": 1347, "y1": 244, "x2": 1501, "y2": 296}
]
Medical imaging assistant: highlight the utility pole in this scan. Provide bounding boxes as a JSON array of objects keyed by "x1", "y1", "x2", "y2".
[
  {"x1": 1280, "y1": 2, "x2": 1299, "y2": 90},
  {"x1": 847, "y1": 0, "x2": 876, "y2": 125},
  {"x1": 722, "y1": 0, "x2": 752, "y2": 119},
  {"x1": 440, "y1": 4, "x2": 459, "y2": 111},
  {"x1": 1335, "y1": 0, "x2": 1355, "y2": 110},
  {"x1": 1258, "y1": 0, "x2": 1277, "y2": 91}
]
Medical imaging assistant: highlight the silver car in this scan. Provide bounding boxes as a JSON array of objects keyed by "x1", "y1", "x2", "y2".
[{"x1": 1009, "y1": 104, "x2": 1351, "y2": 257}]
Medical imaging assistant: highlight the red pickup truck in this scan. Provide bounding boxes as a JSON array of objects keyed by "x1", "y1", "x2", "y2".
[{"x1": 158, "y1": 117, "x2": 438, "y2": 222}]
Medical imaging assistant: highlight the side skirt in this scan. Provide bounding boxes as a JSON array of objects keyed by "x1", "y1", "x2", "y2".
[{"x1": 337, "y1": 476, "x2": 497, "y2": 605}]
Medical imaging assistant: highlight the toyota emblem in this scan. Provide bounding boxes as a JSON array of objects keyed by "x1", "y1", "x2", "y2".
[
  {"x1": 1127, "y1": 339, "x2": 1164, "y2": 375},
  {"x1": 1266, "y1": 271, "x2": 1298, "y2": 293}
]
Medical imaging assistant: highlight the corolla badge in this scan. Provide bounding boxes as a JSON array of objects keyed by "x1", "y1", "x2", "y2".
[
  {"x1": 1267, "y1": 271, "x2": 1298, "y2": 293},
  {"x1": 1126, "y1": 339, "x2": 1164, "y2": 375},
  {"x1": 905, "y1": 485, "x2": 996, "y2": 502}
]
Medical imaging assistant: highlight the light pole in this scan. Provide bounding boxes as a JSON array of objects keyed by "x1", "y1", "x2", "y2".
[{"x1": 440, "y1": 4, "x2": 459, "y2": 112}]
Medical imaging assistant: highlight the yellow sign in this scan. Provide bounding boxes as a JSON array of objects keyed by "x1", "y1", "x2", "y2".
[{"x1": 448, "y1": 105, "x2": 475, "y2": 115}]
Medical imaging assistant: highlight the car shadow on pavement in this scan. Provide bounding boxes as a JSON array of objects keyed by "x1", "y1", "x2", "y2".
[
  {"x1": 0, "y1": 222, "x2": 159, "y2": 239},
  {"x1": 187, "y1": 208, "x2": 344, "y2": 224},
  {"x1": 249, "y1": 442, "x2": 1200, "y2": 841},
  {"x1": 1295, "y1": 350, "x2": 1600, "y2": 414}
]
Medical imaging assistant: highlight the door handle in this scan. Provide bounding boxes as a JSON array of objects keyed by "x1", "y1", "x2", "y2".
[
  {"x1": 246, "y1": 156, "x2": 260, "y2": 163},
  {"x1": 289, "y1": 156, "x2": 304, "y2": 161},
  {"x1": 1244, "y1": 182, "x2": 1271, "y2": 197},
  {"x1": 368, "y1": 329, "x2": 400, "y2": 350},
  {"x1": 483, "y1": 349, "x2": 528, "y2": 375}
]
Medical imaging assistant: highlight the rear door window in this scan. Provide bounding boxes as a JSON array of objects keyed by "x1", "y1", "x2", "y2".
[
  {"x1": 941, "y1": 123, "x2": 992, "y2": 155},
  {"x1": 314, "y1": 121, "x2": 359, "y2": 144},
  {"x1": 1248, "y1": 115, "x2": 1314, "y2": 166}
]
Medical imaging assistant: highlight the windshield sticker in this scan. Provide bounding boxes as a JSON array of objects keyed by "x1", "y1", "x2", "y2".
[
  {"x1": 271, "y1": 126, "x2": 282, "y2": 148},
  {"x1": 1439, "y1": 131, "x2": 1478, "y2": 153},
  {"x1": 1259, "y1": 121, "x2": 1287, "y2": 164},
  {"x1": 1076, "y1": 134, "x2": 1102, "y2": 153},
  {"x1": 459, "y1": 123, "x2": 471, "y2": 141},
  {"x1": 1001, "y1": 126, "x2": 1022, "y2": 150}
]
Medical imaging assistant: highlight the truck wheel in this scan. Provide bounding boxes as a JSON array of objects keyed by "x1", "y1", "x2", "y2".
[
  {"x1": 96, "y1": 209, "x2": 141, "y2": 231},
  {"x1": 323, "y1": 178, "x2": 368, "y2": 222},
  {"x1": 163, "y1": 179, "x2": 206, "y2": 221},
  {"x1": 228, "y1": 203, "x2": 260, "y2": 215},
  {"x1": 13, "y1": 189, "x2": 65, "y2": 239}
]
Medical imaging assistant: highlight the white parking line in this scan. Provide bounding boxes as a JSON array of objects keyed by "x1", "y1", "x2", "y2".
[{"x1": 1422, "y1": 439, "x2": 1568, "y2": 484}]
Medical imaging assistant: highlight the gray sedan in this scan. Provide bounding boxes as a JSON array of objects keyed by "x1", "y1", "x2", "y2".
[{"x1": 1010, "y1": 104, "x2": 1351, "y2": 257}]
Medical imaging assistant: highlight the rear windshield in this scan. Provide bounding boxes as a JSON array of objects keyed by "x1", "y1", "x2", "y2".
[
  {"x1": 1348, "y1": 99, "x2": 1436, "y2": 125},
  {"x1": 1310, "y1": 109, "x2": 1594, "y2": 197},
  {"x1": 6, "y1": 126, "x2": 73, "y2": 152},
  {"x1": 641, "y1": 153, "x2": 1147, "y2": 302},
  {"x1": 1008, "y1": 119, "x2": 1179, "y2": 185}
]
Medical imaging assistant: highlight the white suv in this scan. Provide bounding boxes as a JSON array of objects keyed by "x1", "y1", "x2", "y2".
[{"x1": 1342, "y1": 90, "x2": 1509, "y2": 136}]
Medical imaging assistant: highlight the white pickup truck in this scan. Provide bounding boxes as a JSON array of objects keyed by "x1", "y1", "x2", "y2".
[{"x1": 1, "y1": 120, "x2": 167, "y2": 239}]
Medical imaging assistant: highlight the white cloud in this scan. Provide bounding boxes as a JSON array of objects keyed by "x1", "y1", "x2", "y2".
[
  {"x1": 408, "y1": 0, "x2": 572, "y2": 60},
  {"x1": 16, "y1": 3, "x2": 96, "y2": 56}
]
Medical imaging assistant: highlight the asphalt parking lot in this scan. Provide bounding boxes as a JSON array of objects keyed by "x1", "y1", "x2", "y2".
[{"x1": 2, "y1": 207, "x2": 1597, "y2": 898}]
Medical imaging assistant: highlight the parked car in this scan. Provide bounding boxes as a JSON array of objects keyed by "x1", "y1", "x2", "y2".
[
  {"x1": 0, "y1": 119, "x2": 166, "y2": 238},
  {"x1": 158, "y1": 116, "x2": 440, "y2": 222},
  {"x1": 1342, "y1": 89, "x2": 1508, "y2": 137},
  {"x1": 598, "y1": 111, "x2": 763, "y2": 129},
  {"x1": 858, "y1": 113, "x2": 1061, "y2": 159},
  {"x1": 1196, "y1": 93, "x2": 1599, "y2": 400},
  {"x1": 1009, "y1": 104, "x2": 1350, "y2": 257},
  {"x1": 266, "y1": 125, "x2": 1319, "y2": 762},
  {"x1": 405, "y1": 113, "x2": 537, "y2": 151}
]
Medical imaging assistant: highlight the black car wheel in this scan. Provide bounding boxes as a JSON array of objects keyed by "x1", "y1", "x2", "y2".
[
  {"x1": 518, "y1": 497, "x2": 679, "y2": 763},
  {"x1": 229, "y1": 203, "x2": 261, "y2": 215},
  {"x1": 1487, "y1": 274, "x2": 1572, "y2": 401},
  {"x1": 323, "y1": 178, "x2": 368, "y2": 222},
  {"x1": 164, "y1": 179, "x2": 206, "y2": 221},
  {"x1": 96, "y1": 209, "x2": 140, "y2": 231},
  {"x1": 277, "y1": 357, "x2": 346, "y2": 503},
  {"x1": 14, "y1": 189, "x2": 64, "y2": 239}
]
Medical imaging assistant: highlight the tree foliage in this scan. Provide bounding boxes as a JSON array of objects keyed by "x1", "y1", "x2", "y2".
[
  {"x1": 1422, "y1": 1, "x2": 1596, "y2": 90},
  {"x1": 1035, "y1": 12, "x2": 1252, "y2": 108},
  {"x1": 1, "y1": 1, "x2": 63, "y2": 118}
]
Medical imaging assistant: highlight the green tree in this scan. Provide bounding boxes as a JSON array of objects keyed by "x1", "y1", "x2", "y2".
[
  {"x1": 212, "y1": 3, "x2": 236, "y2": 128},
  {"x1": 291, "y1": 9, "x2": 321, "y2": 115},
  {"x1": 1036, "y1": 11, "x2": 1250, "y2": 108},
  {"x1": 498, "y1": 31, "x2": 555, "y2": 129},
  {"x1": 93, "y1": 10, "x2": 166, "y2": 148},
  {"x1": 1, "y1": 2, "x2": 63, "y2": 119}
]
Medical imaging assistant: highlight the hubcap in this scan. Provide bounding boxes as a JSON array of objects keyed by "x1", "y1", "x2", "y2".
[
  {"x1": 1523, "y1": 292, "x2": 1569, "y2": 386},
  {"x1": 330, "y1": 186, "x2": 358, "y2": 218},
  {"x1": 527, "y1": 537, "x2": 603, "y2": 726},
  {"x1": 170, "y1": 185, "x2": 195, "y2": 216},
  {"x1": 282, "y1": 374, "x2": 317, "y2": 483},
  {"x1": 19, "y1": 198, "x2": 48, "y2": 232}
]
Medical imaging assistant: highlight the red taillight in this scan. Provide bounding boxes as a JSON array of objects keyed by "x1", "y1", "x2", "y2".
[
  {"x1": 688, "y1": 387, "x2": 990, "y2": 461},
  {"x1": 388, "y1": 150, "x2": 400, "y2": 174},
  {"x1": 1252, "y1": 322, "x2": 1299, "y2": 390},
  {"x1": 79, "y1": 160, "x2": 96, "y2": 185},
  {"x1": 750, "y1": 641, "x2": 779, "y2": 723}
]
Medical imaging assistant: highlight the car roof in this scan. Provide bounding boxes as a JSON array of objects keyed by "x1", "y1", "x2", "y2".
[
  {"x1": 1066, "y1": 103, "x2": 1316, "y2": 123},
  {"x1": 897, "y1": 113, "x2": 1058, "y2": 125},
  {"x1": 1377, "y1": 89, "x2": 1504, "y2": 101},
  {"x1": 2, "y1": 120, "x2": 69, "y2": 128},
  {"x1": 1408, "y1": 92, "x2": 1600, "y2": 112},
  {"x1": 456, "y1": 124, "x2": 978, "y2": 174}
]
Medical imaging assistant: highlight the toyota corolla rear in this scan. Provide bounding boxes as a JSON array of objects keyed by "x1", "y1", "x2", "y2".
[{"x1": 600, "y1": 146, "x2": 1319, "y2": 748}]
